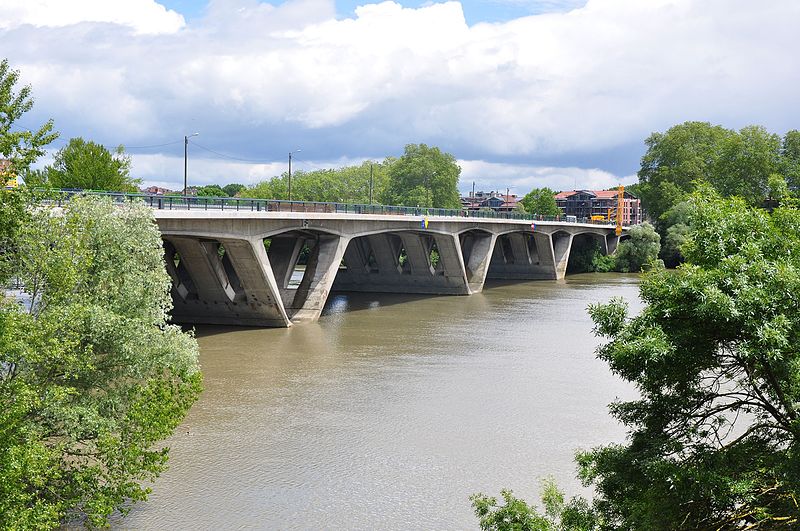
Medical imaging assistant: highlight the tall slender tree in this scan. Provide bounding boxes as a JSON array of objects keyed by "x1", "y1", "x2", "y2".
[{"x1": 0, "y1": 58, "x2": 58, "y2": 176}]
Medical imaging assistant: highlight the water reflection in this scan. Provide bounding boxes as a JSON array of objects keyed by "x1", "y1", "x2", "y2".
[{"x1": 122, "y1": 274, "x2": 641, "y2": 530}]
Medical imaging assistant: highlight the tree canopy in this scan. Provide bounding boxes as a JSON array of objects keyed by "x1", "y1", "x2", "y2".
[
  {"x1": 520, "y1": 187, "x2": 560, "y2": 216},
  {"x1": 583, "y1": 194, "x2": 800, "y2": 528},
  {"x1": 0, "y1": 196, "x2": 201, "y2": 528},
  {"x1": 196, "y1": 184, "x2": 227, "y2": 197},
  {"x1": 612, "y1": 221, "x2": 661, "y2": 273},
  {"x1": 222, "y1": 183, "x2": 246, "y2": 197},
  {"x1": 381, "y1": 144, "x2": 461, "y2": 208},
  {"x1": 45, "y1": 137, "x2": 140, "y2": 192},
  {"x1": 0, "y1": 58, "x2": 58, "y2": 175},
  {"x1": 247, "y1": 160, "x2": 390, "y2": 204},
  {"x1": 637, "y1": 122, "x2": 799, "y2": 222}
]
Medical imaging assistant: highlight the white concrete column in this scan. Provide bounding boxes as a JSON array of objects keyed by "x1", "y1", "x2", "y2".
[
  {"x1": 217, "y1": 238, "x2": 292, "y2": 327},
  {"x1": 287, "y1": 234, "x2": 350, "y2": 323},
  {"x1": 460, "y1": 232, "x2": 496, "y2": 293}
]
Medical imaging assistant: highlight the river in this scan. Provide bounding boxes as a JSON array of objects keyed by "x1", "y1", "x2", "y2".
[{"x1": 121, "y1": 273, "x2": 641, "y2": 530}]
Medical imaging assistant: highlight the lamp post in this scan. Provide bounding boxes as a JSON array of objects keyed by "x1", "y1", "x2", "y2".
[
  {"x1": 183, "y1": 132, "x2": 199, "y2": 196},
  {"x1": 288, "y1": 149, "x2": 301, "y2": 201}
]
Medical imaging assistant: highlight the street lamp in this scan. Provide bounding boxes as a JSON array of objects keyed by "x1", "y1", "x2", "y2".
[
  {"x1": 288, "y1": 149, "x2": 301, "y2": 201},
  {"x1": 184, "y1": 132, "x2": 199, "y2": 196}
]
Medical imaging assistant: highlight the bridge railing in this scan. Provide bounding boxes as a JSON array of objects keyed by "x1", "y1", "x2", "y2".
[{"x1": 41, "y1": 189, "x2": 626, "y2": 225}]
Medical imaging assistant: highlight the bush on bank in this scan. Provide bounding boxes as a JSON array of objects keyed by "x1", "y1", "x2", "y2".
[
  {"x1": 0, "y1": 194, "x2": 202, "y2": 528},
  {"x1": 474, "y1": 195, "x2": 800, "y2": 529}
]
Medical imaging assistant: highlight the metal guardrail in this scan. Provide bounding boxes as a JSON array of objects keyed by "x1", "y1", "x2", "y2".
[{"x1": 42, "y1": 190, "x2": 624, "y2": 226}]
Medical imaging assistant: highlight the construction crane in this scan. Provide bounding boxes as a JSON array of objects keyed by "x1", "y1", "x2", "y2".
[{"x1": 605, "y1": 185, "x2": 625, "y2": 235}]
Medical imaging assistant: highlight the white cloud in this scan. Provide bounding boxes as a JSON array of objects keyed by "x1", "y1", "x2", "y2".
[
  {"x1": 0, "y1": 0, "x2": 185, "y2": 34},
  {"x1": 3, "y1": 0, "x2": 799, "y2": 184},
  {"x1": 457, "y1": 159, "x2": 636, "y2": 195}
]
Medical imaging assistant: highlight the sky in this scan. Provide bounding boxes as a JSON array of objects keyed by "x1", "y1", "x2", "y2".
[{"x1": 2, "y1": 0, "x2": 799, "y2": 195}]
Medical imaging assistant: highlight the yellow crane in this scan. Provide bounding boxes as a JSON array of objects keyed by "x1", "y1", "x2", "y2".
[{"x1": 604, "y1": 185, "x2": 625, "y2": 235}]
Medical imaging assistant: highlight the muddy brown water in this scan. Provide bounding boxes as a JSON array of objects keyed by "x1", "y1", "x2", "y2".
[{"x1": 119, "y1": 273, "x2": 641, "y2": 530}]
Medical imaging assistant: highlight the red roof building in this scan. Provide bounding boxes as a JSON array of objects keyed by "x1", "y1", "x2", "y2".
[
  {"x1": 555, "y1": 189, "x2": 643, "y2": 224},
  {"x1": 461, "y1": 190, "x2": 520, "y2": 212}
]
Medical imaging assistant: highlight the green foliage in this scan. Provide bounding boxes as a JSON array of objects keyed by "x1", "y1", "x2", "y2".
[
  {"x1": 711, "y1": 125, "x2": 782, "y2": 205},
  {"x1": 222, "y1": 183, "x2": 246, "y2": 197},
  {"x1": 658, "y1": 201, "x2": 691, "y2": 267},
  {"x1": 636, "y1": 122, "x2": 800, "y2": 268},
  {"x1": 0, "y1": 196, "x2": 201, "y2": 527},
  {"x1": 584, "y1": 195, "x2": 800, "y2": 529},
  {"x1": 47, "y1": 137, "x2": 140, "y2": 192},
  {"x1": 0, "y1": 188, "x2": 28, "y2": 282},
  {"x1": 247, "y1": 160, "x2": 390, "y2": 204},
  {"x1": 591, "y1": 253, "x2": 616, "y2": 273},
  {"x1": 196, "y1": 184, "x2": 227, "y2": 197},
  {"x1": 382, "y1": 144, "x2": 461, "y2": 208},
  {"x1": 471, "y1": 479, "x2": 598, "y2": 531},
  {"x1": 768, "y1": 173, "x2": 789, "y2": 203},
  {"x1": 613, "y1": 222, "x2": 660, "y2": 273},
  {"x1": 0, "y1": 59, "x2": 59, "y2": 175},
  {"x1": 637, "y1": 121, "x2": 734, "y2": 222},
  {"x1": 19, "y1": 168, "x2": 48, "y2": 188},
  {"x1": 782, "y1": 130, "x2": 800, "y2": 191},
  {"x1": 521, "y1": 188, "x2": 560, "y2": 217}
]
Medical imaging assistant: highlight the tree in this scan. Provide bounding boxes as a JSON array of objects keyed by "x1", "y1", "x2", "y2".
[
  {"x1": 247, "y1": 160, "x2": 391, "y2": 204},
  {"x1": 223, "y1": 183, "x2": 246, "y2": 197},
  {"x1": 471, "y1": 480, "x2": 597, "y2": 531},
  {"x1": 47, "y1": 137, "x2": 140, "y2": 192},
  {"x1": 659, "y1": 200, "x2": 691, "y2": 267},
  {"x1": 767, "y1": 173, "x2": 789, "y2": 204},
  {"x1": 584, "y1": 194, "x2": 800, "y2": 529},
  {"x1": 637, "y1": 121, "x2": 734, "y2": 224},
  {"x1": 0, "y1": 59, "x2": 59, "y2": 176},
  {"x1": 612, "y1": 221, "x2": 660, "y2": 272},
  {"x1": 712, "y1": 125, "x2": 781, "y2": 205},
  {"x1": 0, "y1": 187, "x2": 28, "y2": 282},
  {"x1": 381, "y1": 144, "x2": 461, "y2": 208},
  {"x1": 781, "y1": 130, "x2": 800, "y2": 192},
  {"x1": 0, "y1": 196, "x2": 202, "y2": 527},
  {"x1": 521, "y1": 188, "x2": 560, "y2": 217},
  {"x1": 196, "y1": 184, "x2": 227, "y2": 197}
]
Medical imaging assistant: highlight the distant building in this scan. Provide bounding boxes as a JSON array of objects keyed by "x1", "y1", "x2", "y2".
[
  {"x1": 554, "y1": 189, "x2": 643, "y2": 224},
  {"x1": 141, "y1": 185, "x2": 173, "y2": 195},
  {"x1": 461, "y1": 190, "x2": 520, "y2": 212}
]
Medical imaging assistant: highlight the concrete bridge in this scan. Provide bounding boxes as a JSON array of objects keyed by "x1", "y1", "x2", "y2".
[{"x1": 153, "y1": 209, "x2": 627, "y2": 327}]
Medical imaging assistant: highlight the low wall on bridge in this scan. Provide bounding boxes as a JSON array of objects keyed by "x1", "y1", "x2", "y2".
[{"x1": 154, "y1": 211, "x2": 624, "y2": 327}]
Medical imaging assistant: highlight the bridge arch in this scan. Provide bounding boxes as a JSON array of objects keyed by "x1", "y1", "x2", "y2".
[{"x1": 332, "y1": 228, "x2": 471, "y2": 295}]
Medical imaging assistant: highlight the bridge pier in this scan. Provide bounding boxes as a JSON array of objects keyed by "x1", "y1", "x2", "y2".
[
  {"x1": 333, "y1": 232, "x2": 473, "y2": 295},
  {"x1": 286, "y1": 234, "x2": 349, "y2": 322},
  {"x1": 164, "y1": 236, "x2": 291, "y2": 327},
  {"x1": 154, "y1": 211, "x2": 625, "y2": 327},
  {"x1": 487, "y1": 232, "x2": 566, "y2": 280}
]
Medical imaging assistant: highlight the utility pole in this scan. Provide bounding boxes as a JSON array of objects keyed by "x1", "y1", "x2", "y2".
[
  {"x1": 369, "y1": 162, "x2": 374, "y2": 204},
  {"x1": 472, "y1": 181, "x2": 475, "y2": 210},
  {"x1": 288, "y1": 149, "x2": 301, "y2": 202},
  {"x1": 183, "y1": 132, "x2": 199, "y2": 196}
]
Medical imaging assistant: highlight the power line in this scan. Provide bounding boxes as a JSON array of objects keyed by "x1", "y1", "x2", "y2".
[
  {"x1": 123, "y1": 140, "x2": 183, "y2": 150},
  {"x1": 189, "y1": 140, "x2": 275, "y2": 163}
]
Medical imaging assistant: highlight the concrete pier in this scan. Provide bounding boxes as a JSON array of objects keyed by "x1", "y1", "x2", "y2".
[{"x1": 154, "y1": 211, "x2": 623, "y2": 327}]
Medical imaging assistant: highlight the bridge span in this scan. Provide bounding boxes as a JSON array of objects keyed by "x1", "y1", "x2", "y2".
[{"x1": 153, "y1": 209, "x2": 626, "y2": 327}]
